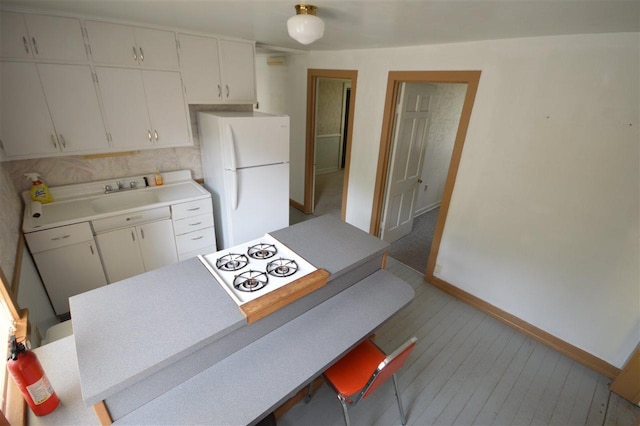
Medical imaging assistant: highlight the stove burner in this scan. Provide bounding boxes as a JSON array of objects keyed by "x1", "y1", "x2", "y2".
[
  {"x1": 247, "y1": 243, "x2": 277, "y2": 260},
  {"x1": 267, "y1": 258, "x2": 299, "y2": 278},
  {"x1": 216, "y1": 253, "x2": 249, "y2": 271},
  {"x1": 233, "y1": 270, "x2": 269, "y2": 292}
]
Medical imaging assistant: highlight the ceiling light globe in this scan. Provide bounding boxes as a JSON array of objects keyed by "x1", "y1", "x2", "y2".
[{"x1": 287, "y1": 14, "x2": 325, "y2": 45}]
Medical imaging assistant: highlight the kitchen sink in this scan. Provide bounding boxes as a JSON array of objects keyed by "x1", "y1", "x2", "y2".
[{"x1": 91, "y1": 190, "x2": 160, "y2": 213}]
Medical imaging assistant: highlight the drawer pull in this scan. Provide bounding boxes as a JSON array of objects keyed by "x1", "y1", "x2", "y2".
[
  {"x1": 126, "y1": 216, "x2": 143, "y2": 221},
  {"x1": 131, "y1": 231, "x2": 136, "y2": 241},
  {"x1": 51, "y1": 235, "x2": 71, "y2": 241},
  {"x1": 89, "y1": 244, "x2": 95, "y2": 255},
  {"x1": 189, "y1": 222, "x2": 202, "y2": 226},
  {"x1": 22, "y1": 36, "x2": 29, "y2": 54},
  {"x1": 191, "y1": 236, "x2": 203, "y2": 241},
  {"x1": 187, "y1": 207, "x2": 200, "y2": 211}
]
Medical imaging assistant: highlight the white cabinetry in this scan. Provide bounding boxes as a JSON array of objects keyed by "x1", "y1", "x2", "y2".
[
  {"x1": 0, "y1": 61, "x2": 108, "y2": 159},
  {"x1": 178, "y1": 34, "x2": 256, "y2": 104},
  {"x1": 85, "y1": 21, "x2": 179, "y2": 69},
  {"x1": 1, "y1": 11, "x2": 87, "y2": 62},
  {"x1": 96, "y1": 67, "x2": 190, "y2": 149},
  {"x1": 24, "y1": 222, "x2": 107, "y2": 315},
  {"x1": 94, "y1": 207, "x2": 178, "y2": 283},
  {"x1": 171, "y1": 198, "x2": 216, "y2": 260}
]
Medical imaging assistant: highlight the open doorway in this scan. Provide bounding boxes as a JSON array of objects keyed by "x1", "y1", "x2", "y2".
[
  {"x1": 302, "y1": 69, "x2": 357, "y2": 220},
  {"x1": 371, "y1": 71, "x2": 481, "y2": 277}
]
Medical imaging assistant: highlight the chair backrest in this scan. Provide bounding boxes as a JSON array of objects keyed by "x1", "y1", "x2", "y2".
[{"x1": 362, "y1": 336, "x2": 417, "y2": 399}]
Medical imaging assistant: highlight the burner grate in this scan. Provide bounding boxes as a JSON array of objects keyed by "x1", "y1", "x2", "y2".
[
  {"x1": 247, "y1": 243, "x2": 277, "y2": 260},
  {"x1": 267, "y1": 258, "x2": 299, "y2": 278},
  {"x1": 216, "y1": 253, "x2": 249, "y2": 271},
  {"x1": 233, "y1": 270, "x2": 269, "y2": 292}
]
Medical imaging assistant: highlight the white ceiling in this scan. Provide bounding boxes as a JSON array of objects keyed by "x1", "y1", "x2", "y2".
[{"x1": 3, "y1": 0, "x2": 639, "y2": 53}]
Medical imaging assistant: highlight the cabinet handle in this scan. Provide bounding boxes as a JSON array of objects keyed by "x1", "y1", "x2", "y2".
[
  {"x1": 140, "y1": 228, "x2": 145, "y2": 239},
  {"x1": 51, "y1": 235, "x2": 70, "y2": 241},
  {"x1": 126, "y1": 215, "x2": 143, "y2": 221},
  {"x1": 187, "y1": 207, "x2": 200, "y2": 211},
  {"x1": 191, "y1": 236, "x2": 203, "y2": 241},
  {"x1": 189, "y1": 222, "x2": 202, "y2": 226},
  {"x1": 89, "y1": 244, "x2": 95, "y2": 255},
  {"x1": 51, "y1": 134, "x2": 58, "y2": 149},
  {"x1": 59, "y1": 134, "x2": 67, "y2": 149},
  {"x1": 148, "y1": 130, "x2": 153, "y2": 142},
  {"x1": 217, "y1": 84, "x2": 222, "y2": 98},
  {"x1": 131, "y1": 231, "x2": 136, "y2": 241},
  {"x1": 225, "y1": 84, "x2": 230, "y2": 98},
  {"x1": 133, "y1": 46, "x2": 138, "y2": 61},
  {"x1": 31, "y1": 37, "x2": 38, "y2": 55},
  {"x1": 139, "y1": 47, "x2": 144, "y2": 62},
  {"x1": 154, "y1": 130, "x2": 159, "y2": 142},
  {"x1": 22, "y1": 36, "x2": 29, "y2": 54}
]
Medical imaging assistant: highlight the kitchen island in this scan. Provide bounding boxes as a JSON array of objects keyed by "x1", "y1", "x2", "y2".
[{"x1": 35, "y1": 215, "x2": 414, "y2": 424}]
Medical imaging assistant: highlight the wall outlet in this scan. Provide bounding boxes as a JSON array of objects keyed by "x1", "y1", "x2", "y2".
[{"x1": 434, "y1": 263, "x2": 442, "y2": 274}]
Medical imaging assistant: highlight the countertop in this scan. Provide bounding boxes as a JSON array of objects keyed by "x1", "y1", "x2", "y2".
[
  {"x1": 22, "y1": 170, "x2": 210, "y2": 233},
  {"x1": 71, "y1": 215, "x2": 389, "y2": 408}
]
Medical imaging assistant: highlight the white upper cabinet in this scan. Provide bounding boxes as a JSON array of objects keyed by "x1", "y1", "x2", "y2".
[
  {"x1": 219, "y1": 39, "x2": 256, "y2": 103},
  {"x1": 96, "y1": 67, "x2": 190, "y2": 149},
  {"x1": 0, "y1": 62, "x2": 108, "y2": 158},
  {"x1": 179, "y1": 34, "x2": 256, "y2": 104},
  {"x1": 0, "y1": 12, "x2": 88, "y2": 62},
  {"x1": 85, "y1": 21, "x2": 179, "y2": 69}
]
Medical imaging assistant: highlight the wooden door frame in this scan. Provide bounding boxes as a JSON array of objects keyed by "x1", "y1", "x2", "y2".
[
  {"x1": 370, "y1": 70, "x2": 482, "y2": 279},
  {"x1": 303, "y1": 69, "x2": 358, "y2": 218}
]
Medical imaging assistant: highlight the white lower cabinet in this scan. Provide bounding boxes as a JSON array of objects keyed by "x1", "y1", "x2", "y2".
[
  {"x1": 171, "y1": 198, "x2": 216, "y2": 261},
  {"x1": 95, "y1": 219, "x2": 178, "y2": 284},
  {"x1": 25, "y1": 222, "x2": 107, "y2": 315}
]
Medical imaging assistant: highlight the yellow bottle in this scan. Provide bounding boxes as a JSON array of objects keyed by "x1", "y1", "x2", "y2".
[
  {"x1": 25, "y1": 173, "x2": 54, "y2": 204},
  {"x1": 154, "y1": 171, "x2": 163, "y2": 186}
]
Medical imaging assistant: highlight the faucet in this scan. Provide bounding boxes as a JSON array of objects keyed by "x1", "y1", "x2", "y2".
[
  {"x1": 103, "y1": 184, "x2": 113, "y2": 194},
  {"x1": 117, "y1": 181, "x2": 124, "y2": 190}
]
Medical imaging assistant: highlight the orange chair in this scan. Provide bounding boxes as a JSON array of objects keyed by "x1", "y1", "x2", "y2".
[{"x1": 316, "y1": 336, "x2": 417, "y2": 426}]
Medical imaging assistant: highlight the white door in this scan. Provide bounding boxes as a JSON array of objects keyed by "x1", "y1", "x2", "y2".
[
  {"x1": 95, "y1": 227, "x2": 145, "y2": 283},
  {"x1": 0, "y1": 61, "x2": 58, "y2": 157},
  {"x1": 33, "y1": 241, "x2": 107, "y2": 315},
  {"x1": 137, "y1": 219, "x2": 178, "y2": 271},
  {"x1": 96, "y1": 67, "x2": 153, "y2": 148},
  {"x1": 142, "y1": 70, "x2": 190, "y2": 147},
  {"x1": 37, "y1": 64, "x2": 109, "y2": 154},
  {"x1": 219, "y1": 40, "x2": 256, "y2": 102},
  {"x1": 223, "y1": 163, "x2": 289, "y2": 248},
  {"x1": 380, "y1": 83, "x2": 435, "y2": 242},
  {"x1": 178, "y1": 34, "x2": 222, "y2": 103}
]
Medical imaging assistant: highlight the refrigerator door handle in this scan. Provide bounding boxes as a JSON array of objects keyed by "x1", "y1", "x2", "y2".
[
  {"x1": 230, "y1": 171, "x2": 238, "y2": 210},
  {"x1": 224, "y1": 124, "x2": 239, "y2": 210}
]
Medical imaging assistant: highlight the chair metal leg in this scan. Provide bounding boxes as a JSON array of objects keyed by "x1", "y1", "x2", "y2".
[
  {"x1": 304, "y1": 382, "x2": 313, "y2": 403},
  {"x1": 392, "y1": 373, "x2": 407, "y2": 425},
  {"x1": 338, "y1": 396, "x2": 351, "y2": 426}
]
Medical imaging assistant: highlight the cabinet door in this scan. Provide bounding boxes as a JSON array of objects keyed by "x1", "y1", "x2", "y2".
[
  {"x1": 137, "y1": 219, "x2": 178, "y2": 271},
  {"x1": 96, "y1": 227, "x2": 146, "y2": 283},
  {"x1": 134, "y1": 27, "x2": 179, "y2": 69},
  {"x1": 142, "y1": 70, "x2": 191, "y2": 147},
  {"x1": 85, "y1": 21, "x2": 138, "y2": 66},
  {"x1": 38, "y1": 64, "x2": 109, "y2": 154},
  {"x1": 23, "y1": 14, "x2": 87, "y2": 62},
  {"x1": 178, "y1": 34, "x2": 222, "y2": 103},
  {"x1": 219, "y1": 40, "x2": 256, "y2": 103},
  {"x1": 1, "y1": 12, "x2": 33, "y2": 59},
  {"x1": 33, "y1": 241, "x2": 107, "y2": 315},
  {"x1": 96, "y1": 67, "x2": 153, "y2": 148},
  {"x1": 0, "y1": 61, "x2": 58, "y2": 157}
]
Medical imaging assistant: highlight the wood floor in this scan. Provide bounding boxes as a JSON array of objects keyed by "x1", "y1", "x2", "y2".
[{"x1": 277, "y1": 258, "x2": 640, "y2": 426}]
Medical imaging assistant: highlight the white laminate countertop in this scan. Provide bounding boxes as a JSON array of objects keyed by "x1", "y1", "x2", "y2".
[{"x1": 22, "y1": 170, "x2": 210, "y2": 233}]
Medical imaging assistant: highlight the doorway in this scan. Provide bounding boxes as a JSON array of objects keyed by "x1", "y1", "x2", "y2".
[
  {"x1": 303, "y1": 69, "x2": 358, "y2": 219},
  {"x1": 371, "y1": 71, "x2": 481, "y2": 278}
]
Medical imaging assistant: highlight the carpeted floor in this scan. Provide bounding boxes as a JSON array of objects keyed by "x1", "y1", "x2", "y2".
[
  {"x1": 386, "y1": 207, "x2": 440, "y2": 274},
  {"x1": 313, "y1": 170, "x2": 344, "y2": 217}
]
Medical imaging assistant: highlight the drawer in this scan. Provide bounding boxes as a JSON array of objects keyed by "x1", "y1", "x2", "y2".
[
  {"x1": 176, "y1": 227, "x2": 216, "y2": 254},
  {"x1": 173, "y1": 213, "x2": 214, "y2": 236},
  {"x1": 92, "y1": 207, "x2": 170, "y2": 233},
  {"x1": 25, "y1": 222, "x2": 94, "y2": 253},
  {"x1": 171, "y1": 198, "x2": 212, "y2": 220},
  {"x1": 178, "y1": 244, "x2": 217, "y2": 262}
]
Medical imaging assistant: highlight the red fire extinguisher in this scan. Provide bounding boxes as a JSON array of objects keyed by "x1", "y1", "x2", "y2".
[{"x1": 6, "y1": 335, "x2": 59, "y2": 416}]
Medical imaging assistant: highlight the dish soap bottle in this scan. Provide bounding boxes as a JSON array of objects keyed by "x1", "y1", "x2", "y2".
[
  {"x1": 25, "y1": 173, "x2": 54, "y2": 204},
  {"x1": 154, "y1": 170, "x2": 163, "y2": 186}
]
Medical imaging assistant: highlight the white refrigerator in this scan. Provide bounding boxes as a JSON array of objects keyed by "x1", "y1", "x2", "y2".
[{"x1": 198, "y1": 111, "x2": 290, "y2": 249}]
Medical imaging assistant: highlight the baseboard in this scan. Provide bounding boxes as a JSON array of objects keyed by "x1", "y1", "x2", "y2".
[
  {"x1": 289, "y1": 199, "x2": 305, "y2": 212},
  {"x1": 427, "y1": 275, "x2": 621, "y2": 380},
  {"x1": 414, "y1": 202, "x2": 440, "y2": 218}
]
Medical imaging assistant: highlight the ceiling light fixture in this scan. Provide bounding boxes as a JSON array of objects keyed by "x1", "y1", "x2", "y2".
[{"x1": 287, "y1": 4, "x2": 325, "y2": 45}]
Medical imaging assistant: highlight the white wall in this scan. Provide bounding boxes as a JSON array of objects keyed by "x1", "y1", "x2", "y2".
[{"x1": 284, "y1": 33, "x2": 639, "y2": 368}]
